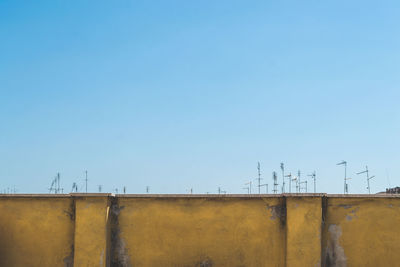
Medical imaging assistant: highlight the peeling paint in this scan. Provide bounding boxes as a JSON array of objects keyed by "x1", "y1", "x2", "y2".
[
  {"x1": 196, "y1": 257, "x2": 213, "y2": 267},
  {"x1": 63, "y1": 246, "x2": 74, "y2": 267},
  {"x1": 325, "y1": 224, "x2": 346, "y2": 267},
  {"x1": 350, "y1": 207, "x2": 359, "y2": 214},
  {"x1": 345, "y1": 207, "x2": 359, "y2": 221},
  {"x1": 267, "y1": 204, "x2": 284, "y2": 220},
  {"x1": 338, "y1": 204, "x2": 352, "y2": 209},
  {"x1": 100, "y1": 249, "x2": 104, "y2": 266}
]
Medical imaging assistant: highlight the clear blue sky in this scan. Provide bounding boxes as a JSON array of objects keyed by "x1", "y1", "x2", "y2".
[{"x1": 1, "y1": 0, "x2": 399, "y2": 194}]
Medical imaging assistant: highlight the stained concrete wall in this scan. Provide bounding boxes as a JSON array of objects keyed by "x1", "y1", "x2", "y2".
[
  {"x1": 114, "y1": 197, "x2": 286, "y2": 266},
  {"x1": 0, "y1": 194, "x2": 399, "y2": 266},
  {"x1": 0, "y1": 196, "x2": 74, "y2": 266},
  {"x1": 322, "y1": 196, "x2": 400, "y2": 267}
]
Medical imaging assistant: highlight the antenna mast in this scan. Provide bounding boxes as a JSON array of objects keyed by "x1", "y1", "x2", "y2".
[
  {"x1": 298, "y1": 170, "x2": 307, "y2": 193},
  {"x1": 257, "y1": 162, "x2": 262, "y2": 194},
  {"x1": 57, "y1": 172, "x2": 61, "y2": 194},
  {"x1": 85, "y1": 170, "x2": 88, "y2": 193},
  {"x1": 49, "y1": 173, "x2": 62, "y2": 194},
  {"x1": 308, "y1": 172, "x2": 316, "y2": 193},
  {"x1": 357, "y1": 166, "x2": 375, "y2": 194},
  {"x1": 297, "y1": 170, "x2": 301, "y2": 193},
  {"x1": 285, "y1": 173, "x2": 292, "y2": 193},
  {"x1": 71, "y1": 182, "x2": 78, "y2": 193},
  {"x1": 273, "y1": 171, "x2": 278, "y2": 194},
  {"x1": 291, "y1": 175, "x2": 298, "y2": 193},
  {"x1": 337, "y1": 161, "x2": 349, "y2": 194},
  {"x1": 245, "y1": 181, "x2": 252, "y2": 194},
  {"x1": 280, "y1": 163, "x2": 285, "y2": 193}
]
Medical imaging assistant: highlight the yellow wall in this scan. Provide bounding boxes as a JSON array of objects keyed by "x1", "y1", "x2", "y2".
[
  {"x1": 74, "y1": 195, "x2": 111, "y2": 267},
  {"x1": 0, "y1": 194, "x2": 399, "y2": 266},
  {"x1": 0, "y1": 196, "x2": 74, "y2": 267},
  {"x1": 322, "y1": 196, "x2": 400, "y2": 267},
  {"x1": 116, "y1": 197, "x2": 286, "y2": 267},
  {"x1": 286, "y1": 197, "x2": 322, "y2": 267}
]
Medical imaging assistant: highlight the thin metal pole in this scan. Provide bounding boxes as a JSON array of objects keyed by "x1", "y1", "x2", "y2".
[
  {"x1": 85, "y1": 170, "x2": 88, "y2": 193},
  {"x1": 309, "y1": 172, "x2": 316, "y2": 193},
  {"x1": 57, "y1": 173, "x2": 60, "y2": 194},
  {"x1": 366, "y1": 166, "x2": 370, "y2": 194},
  {"x1": 281, "y1": 163, "x2": 285, "y2": 193},
  {"x1": 258, "y1": 162, "x2": 261, "y2": 194},
  {"x1": 344, "y1": 163, "x2": 347, "y2": 194},
  {"x1": 297, "y1": 170, "x2": 301, "y2": 193}
]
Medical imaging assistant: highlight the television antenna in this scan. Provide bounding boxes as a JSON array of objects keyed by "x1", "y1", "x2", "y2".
[
  {"x1": 291, "y1": 175, "x2": 298, "y2": 193},
  {"x1": 49, "y1": 173, "x2": 62, "y2": 194},
  {"x1": 257, "y1": 162, "x2": 262, "y2": 194},
  {"x1": 280, "y1": 163, "x2": 285, "y2": 193},
  {"x1": 272, "y1": 171, "x2": 278, "y2": 194},
  {"x1": 285, "y1": 173, "x2": 292, "y2": 193},
  {"x1": 337, "y1": 161, "x2": 349, "y2": 194},
  {"x1": 297, "y1": 170, "x2": 301, "y2": 193},
  {"x1": 300, "y1": 180, "x2": 307, "y2": 193},
  {"x1": 308, "y1": 172, "x2": 316, "y2": 193},
  {"x1": 84, "y1": 170, "x2": 88, "y2": 193},
  {"x1": 245, "y1": 181, "x2": 252, "y2": 194},
  {"x1": 71, "y1": 182, "x2": 78, "y2": 193},
  {"x1": 357, "y1": 166, "x2": 375, "y2": 194}
]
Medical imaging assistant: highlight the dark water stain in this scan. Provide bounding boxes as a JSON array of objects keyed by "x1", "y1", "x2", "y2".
[
  {"x1": 110, "y1": 200, "x2": 131, "y2": 267},
  {"x1": 63, "y1": 245, "x2": 74, "y2": 267},
  {"x1": 325, "y1": 224, "x2": 346, "y2": 267}
]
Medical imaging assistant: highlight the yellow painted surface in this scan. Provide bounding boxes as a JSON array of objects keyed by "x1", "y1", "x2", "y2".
[
  {"x1": 1, "y1": 195, "x2": 400, "y2": 266},
  {"x1": 0, "y1": 197, "x2": 74, "y2": 267},
  {"x1": 322, "y1": 197, "x2": 400, "y2": 267},
  {"x1": 74, "y1": 196, "x2": 110, "y2": 267},
  {"x1": 286, "y1": 197, "x2": 322, "y2": 267},
  {"x1": 117, "y1": 197, "x2": 286, "y2": 267}
]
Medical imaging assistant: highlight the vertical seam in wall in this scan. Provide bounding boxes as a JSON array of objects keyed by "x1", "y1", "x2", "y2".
[
  {"x1": 321, "y1": 195, "x2": 328, "y2": 267},
  {"x1": 283, "y1": 196, "x2": 287, "y2": 267},
  {"x1": 71, "y1": 196, "x2": 76, "y2": 267},
  {"x1": 105, "y1": 196, "x2": 113, "y2": 267}
]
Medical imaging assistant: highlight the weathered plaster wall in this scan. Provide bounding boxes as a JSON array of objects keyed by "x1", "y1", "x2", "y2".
[
  {"x1": 0, "y1": 196, "x2": 74, "y2": 266},
  {"x1": 0, "y1": 194, "x2": 398, "y2": 266},
  {"x1": 322, "y1": 196, "x2": 400, "y2": 267}
]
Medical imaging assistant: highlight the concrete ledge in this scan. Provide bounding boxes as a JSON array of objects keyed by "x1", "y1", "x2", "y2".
[
  {"x1": 1, "y1": 193, "x2": 399, "y2": 198},
  {"x1": 0, "y1": 194, "x2": 72, "y2": 198}
]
